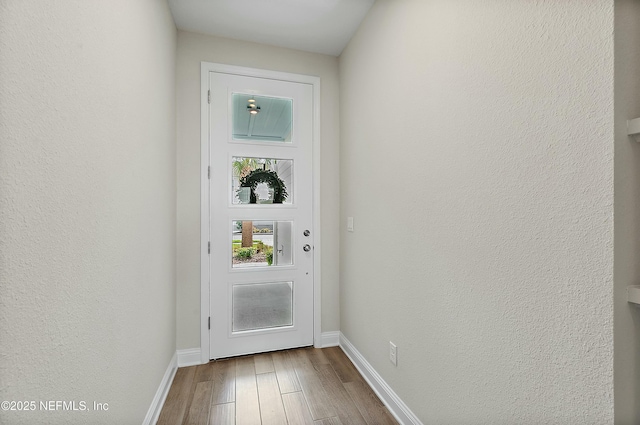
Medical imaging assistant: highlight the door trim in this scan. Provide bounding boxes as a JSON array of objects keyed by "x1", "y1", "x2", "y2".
[{"x1": 200, "y1": 62, "x2": 322, "y2": 364}]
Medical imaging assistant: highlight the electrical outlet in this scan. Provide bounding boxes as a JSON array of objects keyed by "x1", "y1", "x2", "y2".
[
  {"x1": 347, "y1": 217, "x2": 354, "y2": 232},
  {"x1": 389, "y1": 341, "x2": 397, "y2": 366}
]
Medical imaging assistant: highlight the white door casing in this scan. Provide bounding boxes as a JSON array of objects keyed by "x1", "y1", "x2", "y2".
[{"x1": 200, "y1": 63, "x2": 321, "y2": 362}]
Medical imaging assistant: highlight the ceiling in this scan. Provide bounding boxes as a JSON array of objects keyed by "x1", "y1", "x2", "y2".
[{"x1": 168, "y1": 0, "x2": 376, "y2": 56}]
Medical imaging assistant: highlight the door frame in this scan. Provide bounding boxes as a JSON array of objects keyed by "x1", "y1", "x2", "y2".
[{"x1": 200, "y1": 62, "x2": 322, "y2": 364}]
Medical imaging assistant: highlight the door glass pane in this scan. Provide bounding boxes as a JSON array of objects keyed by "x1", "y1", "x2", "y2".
[
  {"x1": 232, "y1": 220, "x2": 293, "y2": 268},
  {"x1": 232, "y1": 157, "x2": 293, "y2": 205},
  {"x1": 232, "y1": 281, "x2": 293, "y2": 332},
  {"x1": 232, "y1": 94, "x2": 293, "y2": 143}
]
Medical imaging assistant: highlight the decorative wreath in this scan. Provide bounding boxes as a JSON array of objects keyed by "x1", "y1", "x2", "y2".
[{"x1": 238, "y1": 169, "x2": 288, "y2": 204}]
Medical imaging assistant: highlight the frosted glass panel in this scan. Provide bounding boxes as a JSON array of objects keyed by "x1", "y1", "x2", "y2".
[{"x1": 232, "y1": 282, "x2": 293, "y2": 332}]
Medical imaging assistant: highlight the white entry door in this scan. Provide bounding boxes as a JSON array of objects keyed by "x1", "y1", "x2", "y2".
[{"x1": 207, "y1": 70, "x2": 314, "y2": 359}]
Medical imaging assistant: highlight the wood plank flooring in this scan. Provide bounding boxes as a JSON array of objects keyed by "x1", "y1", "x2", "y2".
[{"x1": 157, "y1": 346, "x2": 398, "y2": 425}]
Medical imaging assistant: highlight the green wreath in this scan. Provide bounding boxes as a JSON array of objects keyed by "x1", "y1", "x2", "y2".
[{"x1": 238, "y1": 169, "x2": 288, "y2": 204}]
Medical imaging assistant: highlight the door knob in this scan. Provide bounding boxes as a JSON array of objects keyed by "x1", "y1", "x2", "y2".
[
  {"x1": 303, "y1": 229, "x2": 311, "y2": 237},
  {"x1": 303, "y1": 244, "x2": 311, "y2": 252}
]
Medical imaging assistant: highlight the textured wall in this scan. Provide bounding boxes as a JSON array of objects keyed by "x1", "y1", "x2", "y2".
[
  {"x1": 176, "y1": 31, "x2": 341, "y2": 350},
  {"x1": 0, "y1": 1, "x2": 177, "y2": 424},
  {"x1": 339, "y1": 1, "x2": 615, "y2": 423},
  {"x1": 614, "y1": 0, "x2": 640, "y2": 423}
]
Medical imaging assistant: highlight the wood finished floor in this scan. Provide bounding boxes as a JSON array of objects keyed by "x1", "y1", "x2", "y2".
[{"x1": 157, "y1": 346, "x2": 399, "y2": 425}]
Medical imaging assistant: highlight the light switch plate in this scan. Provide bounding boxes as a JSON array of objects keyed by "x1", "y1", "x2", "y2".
[{"x1": 347, "y1": 217, "x2": 354, "y2": 232}]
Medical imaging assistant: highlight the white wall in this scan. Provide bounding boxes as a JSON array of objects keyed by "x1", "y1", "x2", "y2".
[
  {"x1": 0, "y1": 1, "x2": 177, "y2": 423},
  {"x1": 614, "y1": 0, "x2": 640, "y2": 423},
  {"x1": 339, "y1": 1, "x2": 616, "y2": 423},
  {"x1": 176, "y1": 31, "x2": 341, "y2": 350}
]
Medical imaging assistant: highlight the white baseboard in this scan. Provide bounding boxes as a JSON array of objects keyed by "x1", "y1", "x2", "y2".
[
  {"x1": 177, "y1": 348, "x2": 202, "y2": 367},
  {"x1": 339, "y1": 333, "x2": 423, "y2": 425},
  {"x1": 319, "y1": 331, "x2": 340, "y2": 348},
  {"x1": 143, "y1": 351, "x2": 177, "y2": 425}
]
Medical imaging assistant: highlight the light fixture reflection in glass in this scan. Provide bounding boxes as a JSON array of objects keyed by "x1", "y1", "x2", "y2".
[{"x1": 247, "y1": 102, "x2": 260, "y2": 115}]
